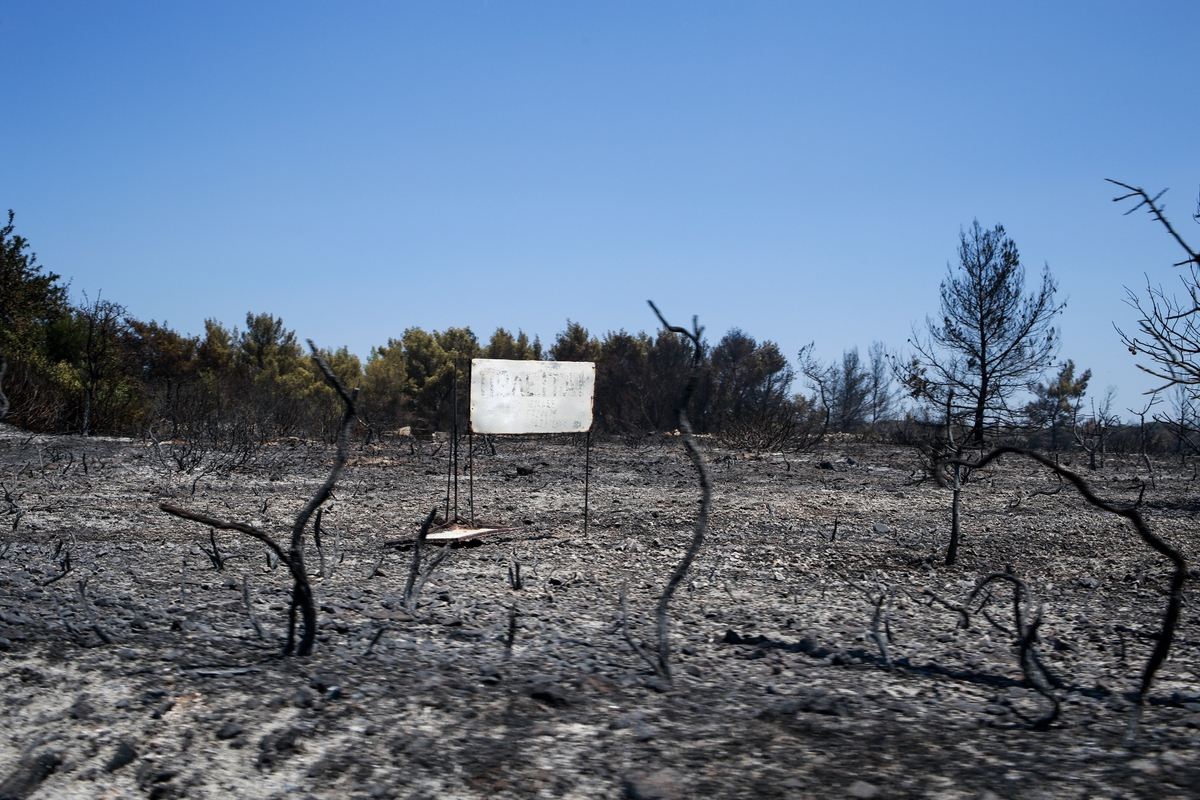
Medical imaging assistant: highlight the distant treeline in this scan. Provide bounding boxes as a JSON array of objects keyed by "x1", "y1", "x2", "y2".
[
  {"x1": 5, "y1": 210, "x2": 1199, "y2": 457},
  {"x1": 2, "y1": 212, "x2": 832, "y2": 445},
  {"x1": 0, "y1": 284, "x2": 819, "y2": 447}
]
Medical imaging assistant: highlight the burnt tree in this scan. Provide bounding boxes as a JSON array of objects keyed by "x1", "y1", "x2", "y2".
[{"x1": 161, "y1": 341, "x2": 357, "y2": 656}]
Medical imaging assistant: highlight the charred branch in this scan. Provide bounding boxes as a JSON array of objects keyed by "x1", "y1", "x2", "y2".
[
  {"x1": 76, "y1": 578, "x2": 114, "y2": 645},
  {"x1": 960, "y1": 573, "x2": 1059, "y2": 729},
  {"x1": 40, "y1": 539, "x2": 72, "y2": 586},
  {"x1": 1108, "y1": 180, "x2": 1200, "y2": 270},
  {"x1": 363, "y1": 625, "x2": 387, "y2": 657},
  {"x1": 402, "y1": 508, "x2": 439, "y2": 612},
  {"x1": 937, "y1": 446, "x2": 1188, "y2": 717},
  {"x1": 627, "y1": 301, "x2": 712, "y2": 684},
  {"x1": 1, "y1": 481, "x2": 23, "y2": 531},
  {"x1": 243, "y1": 573, "x2": 265, "y2": 640},
  {"x1": 504, "y1": 604, "x2": 518, "y2": 662},
  {"x1": 160, "y1": 342, "x2": 358, "y2": 657},
  {"x1": 199, "y1": 528, "x2": 243, "y2": 572},
  {"x1": 1111, "y1": 180, "x2": 1200, "y2": 393}
]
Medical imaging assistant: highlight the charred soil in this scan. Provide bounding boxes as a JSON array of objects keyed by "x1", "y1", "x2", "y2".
[{"x1": 0, "y1": 428, "x2": 1197, "y2": 799}]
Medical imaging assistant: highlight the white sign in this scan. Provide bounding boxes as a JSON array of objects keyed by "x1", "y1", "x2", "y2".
[{"x1": 470, "y1": 359, "x2": 595, "y2": 434}]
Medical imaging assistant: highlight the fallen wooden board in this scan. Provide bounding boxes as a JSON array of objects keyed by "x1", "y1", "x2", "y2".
[{"x1": 384, "y1": 523, "x2": 521, "y2": 550}]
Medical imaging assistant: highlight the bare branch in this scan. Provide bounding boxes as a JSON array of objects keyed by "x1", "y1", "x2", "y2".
[
  {"x1": 76, "y1": 578, "x2": 113, "y2": 646},
  {"x1": 645, "y1": 301, "x2": 713, "y2": 683},
  {"x1": 403, "y1": 508, "x2": 439, "y2": 611},
  {"x1": 618, "y1": 581, "x2": 661, "y2": 675},
  {"x1": 363, "y1": 625, "x2": 386, "y2": 657},
  {"x1": 1108, "y1": 180, "x2": 1200, "y2": 269},
  {"x1": 409, "y1": 544, "x2": 451, "y2": 611},
  {"x1": 160, "y1": 504, "x2": 288, "y2": 563},
  {"x1": 938, "y1": 446, "x2": 1188, "y2": 714},
  {"x1": 243, "y1": 574, "x2": 265, "y2": 640}
]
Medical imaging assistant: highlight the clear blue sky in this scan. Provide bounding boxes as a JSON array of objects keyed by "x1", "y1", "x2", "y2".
[{"x1": 5, "y1": 2, "x2": 1199, "y2": 416}]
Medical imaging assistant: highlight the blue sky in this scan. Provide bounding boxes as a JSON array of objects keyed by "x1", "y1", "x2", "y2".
[{"x1": 5, "y1": 2, "x2": 1199, "y2": 416}]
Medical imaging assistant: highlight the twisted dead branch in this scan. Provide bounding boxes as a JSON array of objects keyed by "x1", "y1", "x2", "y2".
[
  {"x1": 617, "y1": 300, "x2": 711, "y2": 684},
  {"x1": 403, "y1": 508, "x2": 448, "y2": 613},
  {"x1": 242, "y1": 574, "x2": 265, "y2": 640},
  {"x1": 1110, "y1": 179, "x2": 1200, "y2": 392},
  {"x1": 161, "y1": 341, "x2": 358, "y2": 656},
  {"x1": 1108, "y1": 179, "x2": 1200, "y2": 270},
  {"x1": 198, "y1": 528, "x2": 243, "y2": 572},
  {"x1": 926, "y1": 573, "x2": 1060, "y2": 729},
  {"x1": 40, "y1": 539, "x2": 72, "y2": 587},
  {"x1": 76, "y1": 578, "x2": 113, "y2": 646},
  {"x1": 937, "y1": 446, "x2": 1188, "y2": 722}
]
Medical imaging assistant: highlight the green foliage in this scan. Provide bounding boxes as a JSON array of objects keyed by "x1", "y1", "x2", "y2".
[
  {"x1": 402, "y1": 326, "x2": 479, "y2": 431},
  {"x1": 0, "y1": 211, "x2": 73, "y2": 428},
  {"x1": 1026, "y1": 359, "x2": 1091, "y2": 448},
  {"x1": 239, "y1": 312, "x2": 301, "y2": 376},
  {"x1": 549, "y1": 320, "x2": 601, "y2": 362},
  {"x1": 0, "y1": 214, "x2": 837, "y2": 449},
  {"x1": 707, "y1": 330, "x2": 794, "y2": 431},
  {"x1": 0, "y1": 211, "x2": 68, "y2": 360},
  {"x1": 361, "y1": 339, "x2": 408, "y2": 432},
  {"x1": 595, "y1": 330, "x2": 652, "y2": 433},
  {"x1": 484, "y1": 327, "x2": 541, "y2": 360}
]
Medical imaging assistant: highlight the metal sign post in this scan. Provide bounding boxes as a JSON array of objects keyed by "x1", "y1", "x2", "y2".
[{"x1": 467, "y1": 358, "x2": 597, "y2": 535}]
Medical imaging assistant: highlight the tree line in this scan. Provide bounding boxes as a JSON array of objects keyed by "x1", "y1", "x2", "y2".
[
  {"x1": 0, "y1": 211, "x2": 821, "y2": 444},
  {"x1": 3, "y1": 188, "x2": 1199, "y2": 457}
]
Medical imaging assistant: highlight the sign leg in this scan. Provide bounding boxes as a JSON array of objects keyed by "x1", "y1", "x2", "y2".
[{"x1": 584, "y1": 429, "x2": 591, "y2": 536}]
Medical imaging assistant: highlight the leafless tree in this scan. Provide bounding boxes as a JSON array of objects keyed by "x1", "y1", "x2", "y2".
[
  {"x1": 1112, "y1": 180, "x2": 1200, "y2": 392},
  {"x1": 800, "y1": 346, "x2": 873, "y2": 434},
  {"x1": 903, "y1": 221, "x2": 1064, "y2": 445},
  {"x1": 161, "y1": 341, "x2": 357, "y2": 656},
  {"x1": 866, "y1": 341, "x2": 897, "y2": 428},
  {"x1": 945, "y1": 391, "x2": 965, "y2": 566},
  {"x1": 1128, "y1": 396, "x2": 1160, "y2": 486},
  {"x1": 1157, "y1": 382, "x2": 1200, "y2": 460},
  {"x1": 1072, "y1": 388, "x2": 1118, "y2": 470}
]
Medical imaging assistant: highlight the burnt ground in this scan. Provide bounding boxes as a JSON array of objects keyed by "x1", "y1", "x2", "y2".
[{"x1": 0, "y1": 426, "x2": 1197, "y2": 799}]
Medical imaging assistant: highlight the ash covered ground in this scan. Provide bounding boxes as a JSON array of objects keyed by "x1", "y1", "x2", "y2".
[{"x1": 0, "y1": 426, "x2": 1198, "y2": 799}]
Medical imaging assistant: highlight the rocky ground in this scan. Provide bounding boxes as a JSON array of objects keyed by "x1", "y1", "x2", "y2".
[{"x1": 0, "y1": 425, "x2": 1197, "y2": 799}]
